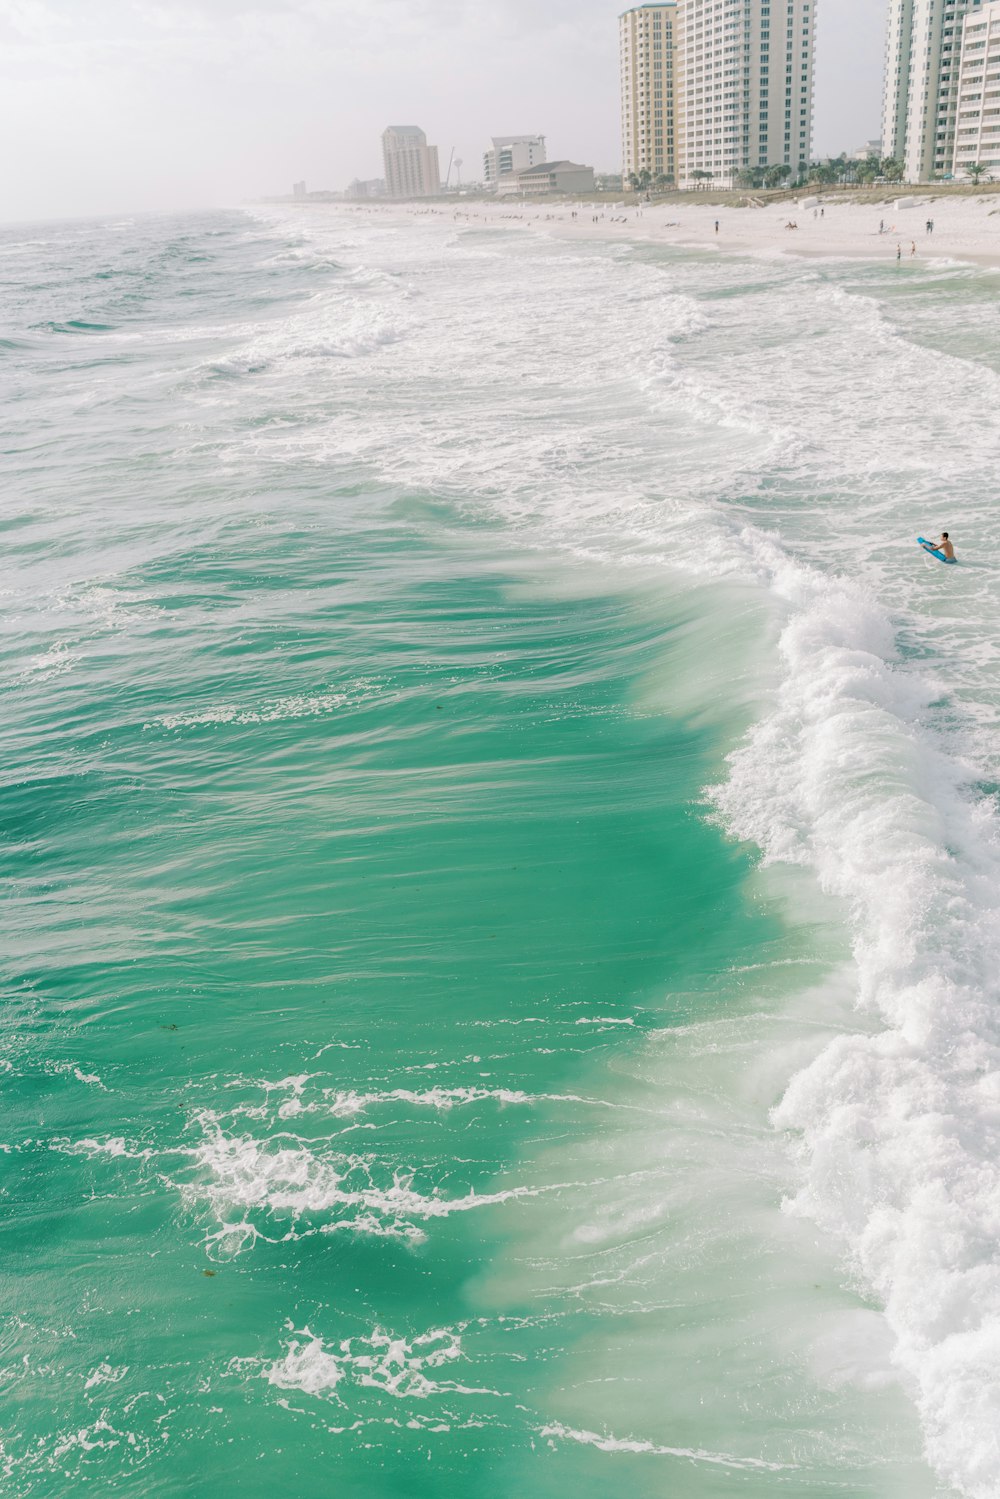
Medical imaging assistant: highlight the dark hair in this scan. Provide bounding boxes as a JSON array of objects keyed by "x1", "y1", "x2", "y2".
[{"x1": 942, "y1": 532, "x2": 949, "y2": 539}]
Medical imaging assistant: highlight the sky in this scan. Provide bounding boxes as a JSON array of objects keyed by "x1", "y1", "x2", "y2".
[{"x1": 0, "y1": 0, "x2": 885, "y2": 221}]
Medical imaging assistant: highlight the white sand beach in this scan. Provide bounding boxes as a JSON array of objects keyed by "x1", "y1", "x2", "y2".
[{"x1": 336, "y1": 193, "x2": 1000, "y2": 270}]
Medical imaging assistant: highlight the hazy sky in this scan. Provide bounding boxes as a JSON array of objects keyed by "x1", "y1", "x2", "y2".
[{"x1": 1, "y1": 0, "x2": 885, "y2": 221}]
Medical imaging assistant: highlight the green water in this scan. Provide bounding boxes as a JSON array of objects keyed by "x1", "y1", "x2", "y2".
[
  {"x1": 2, "y1": 495, "x2": 792, "y2": 1496},
  {"x1": 11, "y1": 205, "x2": 989, "y2": 1497}
]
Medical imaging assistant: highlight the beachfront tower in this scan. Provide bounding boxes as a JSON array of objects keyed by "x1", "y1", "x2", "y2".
[
  {"x1": 674, "y1": 0, "x2": 816, "y2": 189},
  {"x1": 881, "y1": 0, "x2": 986, "y2": 182},
  {"x1": 381, "y1": 126, "x2": 441, "y2": 199},
  {"x1": 619, "y1": 4, "x2": 680, "y2": 186},
  {"x1": 951, "y1": 1, "x2": 1000, "y2": 176}
]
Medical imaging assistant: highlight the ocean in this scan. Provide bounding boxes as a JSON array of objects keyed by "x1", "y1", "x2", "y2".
[{"x1": 3, "y1": 204, "x2": 1000, "y2": 1498}]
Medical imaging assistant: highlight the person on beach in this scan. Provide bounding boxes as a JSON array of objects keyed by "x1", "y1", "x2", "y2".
[
  {"x1": 923, "y1": 533, "x2": 955, "y2": 560},
  {"x1": 715, "y1": 219, "x2": 719, "y2": 233},
  {"x1": 911, "y1": 241, "x2": 917, "y2": 257},
  {"x1": 880, "y1": 219, "x2": 884, "y2": 233},
  {"x1": 897, "y1": 243, "x2": 902, "y2": 261}
]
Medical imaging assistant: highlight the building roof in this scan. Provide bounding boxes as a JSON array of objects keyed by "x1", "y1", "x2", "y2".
[{"x1": 517, "y1": 161, "x2": 589, "y2": 176}]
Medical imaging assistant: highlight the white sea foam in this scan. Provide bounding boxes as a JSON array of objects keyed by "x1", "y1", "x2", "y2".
[
  {"x1": 321, "y1": 1085, "x2": 603, "y2": 1116},
  {"x1": 574, "y1": 1016, "x2": 635, "y2": 1027},
  {"x1": 216, "y1": 1075, "x2": 633, "y2": 1124},
  {"x1": 205, "y1": 288, "x2": 409, "y2": 377},
  {"x1": 18, "y1": 641, "x2": 77, "y2": 682},
  {"x1": 83, "y1": 1363, "x2": 128, "y2": 1390},
  {"x1": 152, "y1": 691, "x2": 351, "y2": 729},
  {"x1": 51, "y1": 1136, "x2": 153, "y2": 1161},
  {"x1": 539, "y1": 1420, "x2": 793, "y2": 1471},
  {"x1": 709, "y1": 547, "x2": 1000, "y2": 1499},
  {"x1": 254, "y1": 1324, "x2": 479, "y2": 1403},
  {"x1": 186, "y1": 1114, "x2": 543, "y2": 1253}
]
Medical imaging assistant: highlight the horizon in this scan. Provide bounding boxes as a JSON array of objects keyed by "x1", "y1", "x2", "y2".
[{"x1": 0, "y1": 0, "x2": 884, "y2": 224}]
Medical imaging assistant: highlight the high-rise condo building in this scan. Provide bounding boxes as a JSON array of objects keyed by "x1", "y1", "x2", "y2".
[
  {"x1": 675, "y1": 0, "x2": 816, "y2": 187},
  {"x1": 882, "y1": 0, "x2": 987, "y2": 181},
  {"x1": 952, "y1": 0, "x2": 1000, "y2": 175},
  {"x1": 483, "y1": 135, "x2": 547, "y2": 190},
  {"x1": 619, "y1": 1, "x2": 816, "y2": 190},
  {"x1": 619, "y1": 4, "x2": 679, "y2": 184},
  {"x1": 381, "y1": 126, "x2": 441, "y2": 198}
]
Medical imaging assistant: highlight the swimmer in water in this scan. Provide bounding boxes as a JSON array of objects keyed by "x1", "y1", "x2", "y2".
[{"x1": 923, "y1": 532, "x2": 955, "y2": 560}]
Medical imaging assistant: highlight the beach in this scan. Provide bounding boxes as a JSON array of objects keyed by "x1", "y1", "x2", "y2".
[{"x1": 335, "y1": 190, "x2": 1000, "y2": 269}]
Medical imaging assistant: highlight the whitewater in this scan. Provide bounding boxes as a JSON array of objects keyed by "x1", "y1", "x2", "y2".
[{"x1": 3, "y1": 204, "x2": 1000, "y2": 1498}]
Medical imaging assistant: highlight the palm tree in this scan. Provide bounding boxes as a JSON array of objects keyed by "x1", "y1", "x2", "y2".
[
  {"x1": 808, "y1": 161, "x2": 837, "y2": 186},
  {"x1": 880, "y1": 157, "x2": 905, "y2": 183},
  {"x1": 691, "y1": 169, "x2": 713, "y2": 189},
  {"x1": 627, "y1": 171, "x2": 640, "y2": 193},
  {"x1": 832, "y1": 153, "x2": 853, "y2": 185},
  {"x1": 966, "y1": 162, "x2": 988, "y2": 184},
  {"x1": 856, "y1": 153, "x2": 882, "y2": 185}
]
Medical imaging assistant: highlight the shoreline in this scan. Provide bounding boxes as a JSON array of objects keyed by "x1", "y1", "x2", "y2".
[{"x1": 319, "y1": 195, "x2": 1000, "y2": 271}]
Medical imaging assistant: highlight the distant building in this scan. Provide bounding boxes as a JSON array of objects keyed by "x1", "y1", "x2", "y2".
[
  {"x1": 498, "y1": 161, "x2": 596, "y2": 196},
  {"x1": 619, "y1": 4, "x2": 678, "y2": 186},
  {"x1": 381, "y1": 126, "x2": 441, "y2": 198},
  {"x1": 851, "y1": 140, "x2": 883, "y2": 162},
  {"x1": 952, "y1": 1, "x2": 1000, "y2": 177},
  {"x1": 293, "y1": 180, "x2": 307, "y2": 199},
  {"x1": 483, "y1": 135, "x2": 547, "y2": 191},
  {"x1": 346, "y1": 178, "x2": 387, "y2": 200}
]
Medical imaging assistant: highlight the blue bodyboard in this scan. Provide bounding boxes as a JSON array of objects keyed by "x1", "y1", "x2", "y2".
[{"x1": 918, "y1": 536, "x2": 956, "y2": 564}]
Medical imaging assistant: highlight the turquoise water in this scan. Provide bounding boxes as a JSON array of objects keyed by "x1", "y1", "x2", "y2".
[{"x1": 4, "y1": 208, "x2": 1000, "y2": 1498}]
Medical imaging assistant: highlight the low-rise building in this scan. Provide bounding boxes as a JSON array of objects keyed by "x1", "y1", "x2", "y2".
[
  {"x1": 346, "y1": 178, "x2": 387, "y2": 199},
  {"x1": 483, "y1": 135, "x2": 547, "y2": 190},
  {"x1": 952, "y1": 1, "x2": 1000, "y2": 177},
  {"x1": 497, "y1": 161, "x2": 596, "y2": 196}
]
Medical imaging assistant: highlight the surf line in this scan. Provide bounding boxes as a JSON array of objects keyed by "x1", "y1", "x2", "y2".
[{"x1": 539, "y1": 1421, "x2": 796, "y2": 1471}]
